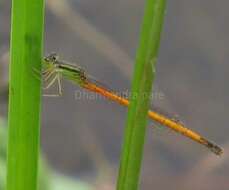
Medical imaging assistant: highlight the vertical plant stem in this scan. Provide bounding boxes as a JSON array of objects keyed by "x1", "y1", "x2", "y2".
[
  {"x1": 117, "y1": 0, "x2": 167, "y2": 189},
  {"x1": 7, "y1": 1, "x2": 45, "y2": 190}
]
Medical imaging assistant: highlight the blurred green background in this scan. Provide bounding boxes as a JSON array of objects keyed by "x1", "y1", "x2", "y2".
[{"x1": 0, "y1": 0, "x2": 228, "y2": 189}]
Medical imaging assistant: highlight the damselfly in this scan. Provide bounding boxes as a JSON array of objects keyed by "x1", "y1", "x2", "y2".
[{"x1": 42, "y1": 53, "x2": 223, "y2": 156}]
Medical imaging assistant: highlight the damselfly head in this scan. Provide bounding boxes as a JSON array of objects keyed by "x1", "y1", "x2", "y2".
[{"x1": 44, "y1": 53, "x2": 59, "y2": 64}]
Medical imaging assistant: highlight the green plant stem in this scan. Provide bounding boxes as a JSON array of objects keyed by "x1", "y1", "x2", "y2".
[
  {"x1": 116, "y1": 0, "x2": 167, "y2": 189},
  {"x1": 7, "y1": 1, "x2": 45, "y2": 190}
]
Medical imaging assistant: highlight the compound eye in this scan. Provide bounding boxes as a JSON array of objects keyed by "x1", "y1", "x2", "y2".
[
  {"x1": 51, "y1": 53, "x2": 57, "y2": 61},
  {"x1": 44, "y1": 52, "x2": 58, "y2": 62}
]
